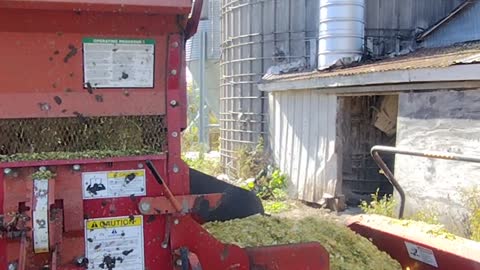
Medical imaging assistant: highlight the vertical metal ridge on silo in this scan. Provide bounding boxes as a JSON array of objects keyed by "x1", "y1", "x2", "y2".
[{"x1": 220, "y1": 0, "x2": 319, "y2": 174}]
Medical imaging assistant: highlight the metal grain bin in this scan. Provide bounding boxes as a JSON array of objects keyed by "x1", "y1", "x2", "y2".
[
  {"x1": 220, "y1": 0, "x2": 319, "y2": 173},
  {"x1": 318, "y1": 0, "x2": 365, "y2": 70}
]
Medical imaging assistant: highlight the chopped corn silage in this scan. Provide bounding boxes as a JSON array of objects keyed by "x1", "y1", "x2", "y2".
[{"x1": 204, "y1": 215, "x2": 401, "y2": 270}]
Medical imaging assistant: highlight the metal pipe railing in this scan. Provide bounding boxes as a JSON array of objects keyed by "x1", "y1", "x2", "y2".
[{"x1": 370, "y1": 145, "x2": 480, "y2": 219}]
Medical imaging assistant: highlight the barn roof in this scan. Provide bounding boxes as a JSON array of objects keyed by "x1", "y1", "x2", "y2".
[{"x1": 259, "y1": 42, "x2": 480, "y2": 93}]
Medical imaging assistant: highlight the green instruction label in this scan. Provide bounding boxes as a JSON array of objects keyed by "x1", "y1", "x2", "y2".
[{"x1": 83, "y1": 37, "x2": 155, "y2": 45}]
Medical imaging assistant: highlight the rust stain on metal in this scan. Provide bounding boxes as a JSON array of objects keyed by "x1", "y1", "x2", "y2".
[
  {"x1": 53, "y1": 96, "x2": 62, "y2": 105},
  {"x1": 73, "y1": 111, "x2": 87, "y2": 123},
  {"x1": 85, "y1": 82, "x2": 94, "y2": 94},
  {"x1": 221, "y1": 246, "x2": 230, "y2": 261},
  {"x1": 64, "y1": 44, "x2": 78, "y2": 63},
  {"x1": 146, "y1": 215, "x2": 156, "y2": 223},
  {"x1": 101, "y1": 200, "x2": 108, "y2": 207}
]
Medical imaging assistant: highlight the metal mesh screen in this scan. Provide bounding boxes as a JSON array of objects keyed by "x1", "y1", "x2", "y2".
[{"x1": 0, "y1": 115, "x2": 167, "y2": 156}]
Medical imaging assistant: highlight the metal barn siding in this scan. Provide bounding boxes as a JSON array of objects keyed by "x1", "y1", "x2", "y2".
[
  {"x1": 365, "y1": 0, "x2": 465, "y2": 56},
  {"x1": 220, "y1": 0, "x2": 319, "y2": 173},
  {"x1": 269, "y1": 90, "x2": 338, "y2": 203},
  {"x1": 186, "y1": 20, "x2": 210, "y2": 61},
  {"x1": 422, "y1": 2, "x2": 480, "y2": 48}
]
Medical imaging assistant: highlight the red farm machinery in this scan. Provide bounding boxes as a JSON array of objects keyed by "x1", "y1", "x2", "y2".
[
  {"x1": 0, "y1": 0, "x2": 328, "y2": 269},
  {"x1": 0, "y1": 1, "x2": 480, "y2": 270}
]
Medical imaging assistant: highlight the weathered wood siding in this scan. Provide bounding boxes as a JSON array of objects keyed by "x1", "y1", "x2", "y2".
[
  {"x1": 395, "y1": 90, "x2": 480, "y2": 236},
  {"x1": 269, "y1": 90, "x2": 339, "y2": 203}
]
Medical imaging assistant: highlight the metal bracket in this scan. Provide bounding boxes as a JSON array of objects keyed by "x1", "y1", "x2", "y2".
[{"x1": 138, "y1": 194, "x2": 223, "y2": 216}]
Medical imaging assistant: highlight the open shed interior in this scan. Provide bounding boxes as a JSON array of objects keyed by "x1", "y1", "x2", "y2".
[{"x1": 338, "y1": 95, "x2": 398, "y2": 205}]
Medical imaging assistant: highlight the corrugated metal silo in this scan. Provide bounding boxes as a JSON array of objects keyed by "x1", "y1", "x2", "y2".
[{"x1": 220, "y1": 0, "x2": 319, "y2": 173}]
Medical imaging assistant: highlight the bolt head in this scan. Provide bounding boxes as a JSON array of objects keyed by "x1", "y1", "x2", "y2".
[
  {"x1": 174, "y1": 219, "x2": 179, "y2": 225},
  {"x1": 172, "y1": 42, "x2": 179, "y2": 48},
  {"x1": 138, "y1": 163, "x2": 144, "y2": 169},
  {"x1": 3, "y1": 168, "x2": 12, "y2": 175},
  {"x1": 161, "y1": 242, "x2": 168, "y2": 249},
  {"x1": 170, "y1": 100, "x2": 178, "y2": 107},
  {"x1": 74, "y1": 256, "x2": 89, "y2": 267},
  {"x1": 72, "y1": 164, "x2": 81, "y2": 171},
  {"x1": 170, "y1": 69, "x2": 177, "y2": 76},
  {"x1": 176, "y1": 259, "x2": 182, "y2": 266},
  {"x1": 139, "y1": 202, "x2": 151, "y2": 213},
  {"x1": 172, "y1": 132, "x2": 178, "y2": 138},
  {"x1": 172, "y1": 165, "x2": 180, "y2": 173}
]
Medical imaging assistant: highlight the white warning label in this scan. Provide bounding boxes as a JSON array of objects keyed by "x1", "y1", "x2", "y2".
[
  {"x1": 85, "y1": 216, "x2": 144, "y2": 270},
  {"x1": 83, "y1": 38, "x2": 155, "y2": 88},
  {"x1": 405, "y1": 241, "x2": 438, "y2": 267},
  {"x1": 33, "y1": 179, "x2": 49, "y2": 253},
  {"x1": 82, "y1": 169, "x2": 146, "y2": 199}
]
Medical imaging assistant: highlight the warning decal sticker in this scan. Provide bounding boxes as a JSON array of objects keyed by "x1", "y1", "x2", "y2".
[
  {"x1": 405, "y1": 241, "x2": 438, "y2": 267},
  {"x1": 83, "y1": 37, "x2": 155, "y2": 88},
  {"x1": 85, "y1": 216, "x2": 145, "y2": 270},
  {"x1": 82, "y1": 169, "x2": 146, "y2": 199},
  {"x1": 86, "y1": 216, "x2": 142, "y2": 230}
]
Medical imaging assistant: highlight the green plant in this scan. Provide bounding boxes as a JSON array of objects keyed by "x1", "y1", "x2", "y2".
[
  {"x1": 240, "y1": 168, "x2": 288, "y2": 200},
  {"x1": 32, "y1": 169, "x2": 56, "y2": 180},
  {"x1": 239, "y1": 167, "x2": 290, "y2": 214},
  {"x1": 235, "y1": 137, "x2": 268, "y2": 180},
  {"x1": 360, "y1": 189, "x2": 396, "y2": 218},
  {"x1": 408, "y1": 210, "x2": 440, "y2": 225},
  {"x1": 256, "y1": 169, "x2": 288, "y2": 200},
  {"x1": 463, "y1": 186, "x2": 480, "y2": 241},
  {"x1": 263, "y1": 201, "x2": 290, "y2": 214}
]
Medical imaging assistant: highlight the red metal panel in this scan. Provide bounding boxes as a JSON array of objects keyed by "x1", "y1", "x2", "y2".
[
  {"x1": 347, "y1": 215, "x2": 480, "y2": 270},
  {"x1": 166, "y1": 34, "x2": 189, "y2": 195},
  {"x1": 0, "y1": 8, "x2": 178, "y2": 118},
  {"x1": 1, "y1": 0, "x2": 192, "y2": 14},
  {"x1": 0, "y1": 154, "x2": 167, "y2": 168},
  {"x1": 246, "y1": 243, "x2": 330, "y2": 270},
  {"x1": 1, "y1": 156, "x2": 170, "y2": 269},
  {"x1": 171, "y1": 216, "x2": 250, "y2": 270}
]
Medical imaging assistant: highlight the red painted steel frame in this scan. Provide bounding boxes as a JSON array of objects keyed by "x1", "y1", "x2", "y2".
[
  {"x1": 0, "y1": 0, "x2": 192, "y2": 14},
  {"x1": 347, "y1": 215, "x2": 480, "y2": 270},
  {"x1": 1, "y1": 2, "x2": 331, "y2": 270},
  {"x1": 0, "y1": 1, "x2": 191, "y2": 119},
  {"x1": 0, "y1": 1, "x2": 193, "y2": 269},
  {"x1": 1, "y1": 156, "x2": 169, "y2": 269}
]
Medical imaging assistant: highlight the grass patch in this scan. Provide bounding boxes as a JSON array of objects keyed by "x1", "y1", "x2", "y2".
[
  {"x1": 463, "y1": 186, "x2": 480, "y2": 241},
  {"x1": 360, "y1": 189, "x2": 396, "y2": 218}
]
